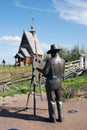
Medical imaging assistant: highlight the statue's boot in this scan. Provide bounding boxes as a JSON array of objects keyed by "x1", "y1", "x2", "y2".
[
  {"x1": 48, "y1": 101, "x2": 56, "y2": 123},
  {"x1": 57, "y1": 101, "x2": 64, "y2": 122}
]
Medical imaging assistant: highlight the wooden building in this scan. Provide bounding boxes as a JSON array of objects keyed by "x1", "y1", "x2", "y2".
[{"x1": 14, "y1": 24, "x2": 43, "y2": 66}]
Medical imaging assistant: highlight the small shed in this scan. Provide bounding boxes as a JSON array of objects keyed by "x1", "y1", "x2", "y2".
[
  {"x1": 14, "y1": 24, "x2": 43, "y2": 66},
  {"x1": 79, "y1": 53, "x2": 87, "y2": 69}
]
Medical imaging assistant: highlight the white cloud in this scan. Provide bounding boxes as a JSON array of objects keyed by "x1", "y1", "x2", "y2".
[
  {"x1": 40, "y1": 42, "x2": 51, "y2": 53},
  {"x1": 0, "y1": 35, "x2": 21, "y2": 64},
  {"x1": 52, "y1": 0, "x2": 87, "y2": 26},
  {"x1": 0, "y1": 36, "x2": 21, "y2": 43},
  {"x1": 15, "y1": 1, "x2": 56, "y2": 13},
  {"x1": 0, "y1": 35, "x2": 21, "y2": 48},
  {"x1": 40, "y1": 42, "x2": 64, "y2": 53}
]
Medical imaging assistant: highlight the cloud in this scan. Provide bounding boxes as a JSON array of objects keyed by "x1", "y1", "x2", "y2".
[
  {"x1": 0, "y1": 36, "x2": 21, "y2": 43},
  {"x1": 0, "y1": 35, "x2": 21, "y2": 64},
  {"x1": 40, "y1": 42, "x2": 64, "y2": 53},
  {"x1": 0, "y1": 35, "x2": 21, "y2": 48},
  {"x1": 52, "y1": 0, "x2": 87, "y2": 26},
  {"x1": 15, "y1": 1, "x2": 56, "y2": 13},
  {"x1": 40, "y1": 42, "x2": 50, "y2": 52}
]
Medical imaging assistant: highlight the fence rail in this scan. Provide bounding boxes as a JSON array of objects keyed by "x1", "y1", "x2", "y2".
[
  {"x1": 0, "y1": 60, "x2": 83, "y2": 92},
  {"x1": 64, "y1": 60, "x2": 83, "y2": 79},
  {"x1": 0, "y1": 70, "x2": 32, "y2": 85}
]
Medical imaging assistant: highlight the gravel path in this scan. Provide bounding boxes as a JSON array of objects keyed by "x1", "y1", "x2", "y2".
[{"x1": 0, "y1": 94, "x2": 87, "y2": 130}]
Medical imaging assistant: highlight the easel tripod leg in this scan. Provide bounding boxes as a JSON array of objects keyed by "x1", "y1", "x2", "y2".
[
  {"x1": 26, "y1": 84, "x2": 32, "y2": 109},
  {"x1": 34, "y1": 83, "x2": 36, "y2": 116}
]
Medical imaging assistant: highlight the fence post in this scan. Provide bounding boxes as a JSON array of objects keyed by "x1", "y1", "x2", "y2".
[
  {"x1": 3, "y1": 82, "x2": 6, "y2": 92},
  {"x1": 11, "y1": 72, "x2": 13, "y2": 84},
  {"x1": 80, "y1": 56, "x2": 84, "y2": 70},
  {"x1": 85, "y1": 57, "x2": 87, "y2": 70}
]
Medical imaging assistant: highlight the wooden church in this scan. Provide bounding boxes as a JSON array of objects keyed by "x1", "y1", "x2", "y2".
[{"x1": 14, "y1": 22, "x2": 43, "y2": 66}]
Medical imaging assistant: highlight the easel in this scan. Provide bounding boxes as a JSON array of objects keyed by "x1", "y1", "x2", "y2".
[
  {"x1": 25, "y1": 38, "x2": 45, "y2": 115},
  {"x1": 25, "y1": 58, "x2": 43, "y2": 116}
]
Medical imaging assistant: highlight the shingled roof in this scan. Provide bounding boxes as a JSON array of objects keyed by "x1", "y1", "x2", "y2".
[
  {"x1": 14, "y1": 53, "x2": 24, "y2": 58},
  {"x1": 23, "y1": 30, "x2": 43, "y2": 55},
  {"x1": 80, "y1": 53, "x2": 87, "y2": 57},
  {"x1": 20, "y1": 47, "x2": 31, "y2": 57}
]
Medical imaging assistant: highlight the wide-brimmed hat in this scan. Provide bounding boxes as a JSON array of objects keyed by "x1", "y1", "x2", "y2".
[{"x1": 47, "y1": 44, "x2": 63, "y2": 54}]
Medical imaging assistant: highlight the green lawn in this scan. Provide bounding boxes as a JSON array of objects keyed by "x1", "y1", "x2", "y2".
[
  {"x1": 0, "y1": 66, "x2": 87, "y2": 99},
  {"x1": 62, "y1": 72, "x2": 87, "y2": 99}
]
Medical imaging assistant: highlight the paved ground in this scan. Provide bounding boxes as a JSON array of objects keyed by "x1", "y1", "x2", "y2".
[{"x1": 0, "y1": 94, "x2": 87, "y2": 130}]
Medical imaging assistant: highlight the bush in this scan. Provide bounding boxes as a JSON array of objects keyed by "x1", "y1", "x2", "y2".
[{"x1": 62, "y1": 72, "x2": 87, "y2": 99}]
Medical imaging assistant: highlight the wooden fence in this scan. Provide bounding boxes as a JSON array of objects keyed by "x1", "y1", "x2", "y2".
[
  {"x1": 0, "y1": 70, "x2": 32, "y2": 90},
  {"x1": 0, "y1": 60, "x2": 83, "y2": 92},
  {"x1": 64, "y1": 60, "x2": 83, "y2": 79}
]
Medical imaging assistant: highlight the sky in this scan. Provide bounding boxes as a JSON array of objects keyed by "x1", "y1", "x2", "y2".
[{"x1": 0, "y1": 0, "x2": 87, "y2": 65}]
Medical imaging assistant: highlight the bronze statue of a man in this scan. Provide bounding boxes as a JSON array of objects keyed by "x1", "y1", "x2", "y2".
[{"x1": 37, "y1": 44, "x2": 65, "y2": 123}]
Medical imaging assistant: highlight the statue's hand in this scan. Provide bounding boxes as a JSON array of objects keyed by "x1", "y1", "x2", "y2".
[{"x1": 36, "y1": 67, "x2": 43, "y2": 73}]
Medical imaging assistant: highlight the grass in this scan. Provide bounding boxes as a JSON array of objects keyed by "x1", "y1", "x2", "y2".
[
  {"x1": 0, "y1": 80, "x2": 46, "y2": 97},
  {"x1": 63, "y1": 72, "x2": 87, "y2": 90},
  {"x1": 62, "y1": 72, "x2": 87, "y2": 99},
  {"x1": 0, "y1": 66, "x2": 87, "y2": 99},
  {"x1": 0, "y1": 65, "x2": 32, "y2": 85},
  {"x1": 0, "y1": 80, "x2": 30, "y2": 97},
  {"x1": 0, "y1": 65, "x2": 32, "y2": 77}
]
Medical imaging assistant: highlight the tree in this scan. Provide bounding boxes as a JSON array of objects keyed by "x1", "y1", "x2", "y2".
[
  {"x1": 79, "y1": 46, "x2": 86, "y2": 54},
  {"x1": 59, "y1": 48, "x2": 66, "y2": 60},
  {"x1": 2, "y1": 59, "x2": 6, "y2": 67},
  {"x1": 70, "y1": 45, "x2": 79, "y2": 61},
  {"x1": 43, "y1": 53, "x2": 51, "y2": 62}
]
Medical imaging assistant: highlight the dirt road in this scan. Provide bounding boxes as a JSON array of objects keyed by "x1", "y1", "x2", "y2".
[{"x1": 0, "y1": 94, "x2": 87, "y2": 130}]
